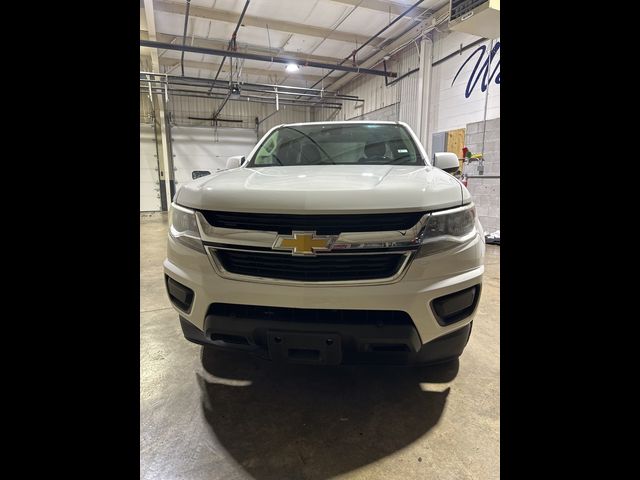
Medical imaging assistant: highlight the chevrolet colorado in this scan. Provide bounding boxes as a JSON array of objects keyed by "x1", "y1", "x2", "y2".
[{"x1": 164, "y1": 121, "x2": 484, "y2": 365}]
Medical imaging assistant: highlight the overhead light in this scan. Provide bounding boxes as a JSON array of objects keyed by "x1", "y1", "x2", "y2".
[
  {"x1": 231, "y1": 83, "x2": 241, "y2": 98},
  {"x1": 286, "y1": 63, "x2": 299, "y2": 72}
]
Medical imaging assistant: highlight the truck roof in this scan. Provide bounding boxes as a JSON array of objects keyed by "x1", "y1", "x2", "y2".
[{"x1": 279, "y1": 120, "x2": 401, "y2": 127}]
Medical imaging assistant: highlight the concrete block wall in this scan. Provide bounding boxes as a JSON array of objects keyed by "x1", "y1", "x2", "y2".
[
  {"x1": 465, "y1": 118, "x2": 500, "y2": 233},
  {"x1": 467, "y1": 178, "x2": 500, "y2": 233}
]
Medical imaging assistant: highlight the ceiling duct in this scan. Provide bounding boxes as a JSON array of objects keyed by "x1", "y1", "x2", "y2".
[{"x1": 449, "y1": 0, "x2": 500, "y2": 38}]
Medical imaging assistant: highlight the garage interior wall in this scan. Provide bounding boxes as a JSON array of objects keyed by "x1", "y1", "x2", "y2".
[
  {"x1": 311, "y1": 30, "x2": 500, "y2": 135},
  {"x1": 429, "y1": 30, "x2": 500, "y2": 233},
  {"x1": 311, "y1": 45, "x2": 418, "y2": 126},
  {"x1": 312, "y1": 29, "x2": 500, "y2": 231},
  {"x1": 138, "y1": 93, "x2": 310, "y2": 212},
  {"x1": 464, "y1": 118, "x2": 500, "y2": 232},
  {"x1": 140, "y1": 29, "x2": 500, "y2": 225},
  {"x1": 140, "y1": 124, "x2": 162, "y2": 212}
]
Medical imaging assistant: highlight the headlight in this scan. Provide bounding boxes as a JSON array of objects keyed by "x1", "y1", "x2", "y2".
[
  {"x1": 169, "y1": 203, "x2": 205, "y2": 253},
  {"x1": 415, "y1": 204, "x2": 477, "y2": 257}
]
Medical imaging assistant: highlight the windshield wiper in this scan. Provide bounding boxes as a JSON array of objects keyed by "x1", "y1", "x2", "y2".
[
  {"x1": 388, "y1": 154, "x2": 420, "y2": 165},
  {"x1": 283, "y1": 127, "x2": 335, "y2": 164},
  {"x1": 270, "y1": 153, "x2": 283, "y2": 165}
]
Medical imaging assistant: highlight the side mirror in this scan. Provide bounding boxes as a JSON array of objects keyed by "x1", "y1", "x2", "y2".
[
  {"x1": 225, "y1": 155, "x2": 246, "y2": 169},
  {"x1": 433, "y1": 152, "x2": 460, "y2": 174},
  {"x1": 191, "y1": 170, "x2": 211, "y2": 180}
]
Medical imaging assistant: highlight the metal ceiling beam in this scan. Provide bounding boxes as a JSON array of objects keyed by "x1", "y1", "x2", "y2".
[
  {"x1": 158, "y1": 56, "x2": 329, "y2": 83},
  {"x1": 141, "y1": 40, "x2": 397, "y2": 77},
  {"x1": 326, "y1": 2, "x2": 449, "y2": 92},
  {"x1": 141, "y1": 71, "x2": 361, "y2": 99},
  {"x1": 302, "y1": 0, "x2": 426, "y2": 93},
  {"x1": 142, "y1": 87, "x2": 342, "y2": 109},
  {"x1": 330, "y1": 0, "x2": 430, "y2": 20},
  {"x1": 141, "y1": 29, "x2": 349, "y2": 66},
  {"x1": 142, "y1": 78, "x2": 362, "y2": 101},
  {"x1": 150, "y1": 0, "x2": 387, "y2": 47}
]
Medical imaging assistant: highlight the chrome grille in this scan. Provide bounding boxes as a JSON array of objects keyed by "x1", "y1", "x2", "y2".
[{"x1": 196, "y1": 210, "x2": 429, "y2": 285}]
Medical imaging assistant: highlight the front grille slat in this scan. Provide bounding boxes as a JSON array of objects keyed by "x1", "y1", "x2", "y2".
[
  {"x1": 216, "y1": 250, "x2": 406, "y2": 281},
  {"x1": 224, "y1": 263, "x2": 388, "y2": 273},
  {"x1": 200, "y1": 210, "x2": 425, "y2": 234},
  {"x1": 225, "y1": 256, "x2": 395, "y2": 268}
]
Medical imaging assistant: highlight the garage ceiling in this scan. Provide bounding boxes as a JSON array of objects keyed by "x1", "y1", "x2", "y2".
[{"x1": 140, "y1": 0, "x2": 448, "y2": 88}]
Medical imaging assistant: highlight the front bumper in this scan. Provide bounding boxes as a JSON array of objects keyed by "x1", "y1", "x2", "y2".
[
  {"x1": 180, "y1": 314, "x2": 473, "y2": 365},
  {"x1": 164, "y1": 227, "x2": 484, "y2": 362}
]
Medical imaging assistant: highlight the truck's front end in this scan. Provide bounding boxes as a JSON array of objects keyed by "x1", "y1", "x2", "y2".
[{"x1": 164, "y1": 121, "x2": 484, "y2": 365}]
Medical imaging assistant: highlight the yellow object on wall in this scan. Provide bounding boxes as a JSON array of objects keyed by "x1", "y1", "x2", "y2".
[{"x1": 446, "y1": 128, "x2": 465, "y2": 159}]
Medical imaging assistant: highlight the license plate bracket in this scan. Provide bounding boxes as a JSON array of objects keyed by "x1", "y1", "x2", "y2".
[{"x1": 267, "y1": 331, "x2": 342, "y2": 365}]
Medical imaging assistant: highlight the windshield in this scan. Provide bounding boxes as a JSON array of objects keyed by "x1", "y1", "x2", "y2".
[{"x1": 246, "y1": 123, "x2": 424, "y2": 168}]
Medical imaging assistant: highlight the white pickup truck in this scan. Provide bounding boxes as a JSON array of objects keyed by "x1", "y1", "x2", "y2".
[{"x1": 164, "y1": 121, "x2": 484, "y2": 365}]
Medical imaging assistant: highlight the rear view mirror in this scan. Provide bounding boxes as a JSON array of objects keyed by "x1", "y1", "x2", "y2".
[
  {"x1": 225, "y1": 155, "x2": 246, "y2": 169},
  {"x1": 433, "y1": 152, "x2": 460, "y2": 174}
]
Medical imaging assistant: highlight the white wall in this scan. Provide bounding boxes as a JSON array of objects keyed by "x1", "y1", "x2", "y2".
[
  {"x1": 312, "y1": 29, "x2": 501, "y2": 147},
  {"x1": 427, "y1": 31, "x2": 500, "y2": 233},
  {"x1": 171, "y1": 126, "x2": 258, "y2": 187},
  {"x1": 140, "y1": 124, "x2": 162, "y2": 212},
  {"x1": 428, "y1": 30, "x2": 500, "y2": 134}
]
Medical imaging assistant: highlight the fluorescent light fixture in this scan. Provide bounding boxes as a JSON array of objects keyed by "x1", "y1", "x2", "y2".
[{"x1": 286, "y1": 63, "x2": 299, "y2": 72}]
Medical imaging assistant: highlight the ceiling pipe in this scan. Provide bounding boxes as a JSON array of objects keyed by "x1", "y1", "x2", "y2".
[
  {"x1": 300, "y1": 0, "x2": 425, "y2": 96},
  {"x1": 188, "y1": 116, "x2": 243, "y2": 123},
  {"x1": 140, "y1": 40, "x2": 398, "y2": 77},
  {"x1": 142, "y1": 87, "x2": 343, "y2": 108},
  {"x1": 141, "y1": 78, "x2": 361, "y2": 101},
  {"x1": 384, "y1": 64, "x2": 419, "y2": 87},
  {"x1": 210, "y1": 0, "x2": 251, "y2": 91},
  {"x1": 148, "y1": 93, "x2": 333, "y2": 108},
  {"x1": 431, "y1": 38, "x2": 486, "y2": 67},
  {"x1": 141, "y1": 71, "x2": 361, "y2": 96},
  {"x1": 321, "y1": 5, "x2": 450, "y2": 97},
  {"x1": 146, "y1": 89, "x2": 343, "y2": 108},
  {"x1": 170, "y1": 80, "x2": 360, "y2": 99},
  {"x1": 180, "y1": 0, "x2": 192, "y2": 77},
  {"x1": 258, "y1": 109, "x2": 281, "y2": 126},
  {"x1": 306, "y1": 10, "x2": 446, "y2": 108}
]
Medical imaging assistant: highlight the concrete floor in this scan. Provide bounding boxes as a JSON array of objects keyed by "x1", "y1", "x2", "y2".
[{"x1": 141, "y1": 212, "x2": 500, "y2": 480}]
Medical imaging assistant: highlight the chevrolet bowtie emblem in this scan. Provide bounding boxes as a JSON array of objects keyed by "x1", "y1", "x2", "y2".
[{"x1": 273, "y1": 231, "x2": 334, "y2": 256}]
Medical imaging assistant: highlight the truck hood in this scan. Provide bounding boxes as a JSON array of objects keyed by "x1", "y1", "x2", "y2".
[{"x1": 175, "y1": 165, "x2": 464, "y2": 214}]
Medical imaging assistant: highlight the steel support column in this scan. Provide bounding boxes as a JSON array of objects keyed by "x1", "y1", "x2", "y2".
[
  {"x1": 158, "y1": 94, "x2": 174, "y2": 209},
  {"x1": 417, "y1": 36, "x2": 433, "y2": 155}
]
